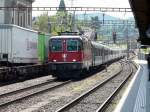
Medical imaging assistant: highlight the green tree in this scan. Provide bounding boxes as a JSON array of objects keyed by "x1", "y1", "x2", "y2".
[
  {"x1": 33, "y1": 13, "x2": 73, "y2": 35},
  {"x1": 57, "y1": 0, "x2": 69, "y2": 32},
  {"x1": 32, "y1": 0, "x2": 74, "y2": 35},
  {"x1": 33, "y1": 13, "x2": 48, "y2": 33},
  {"x1": 58, "y1": 0, "x2": 66, "y2": 11}
]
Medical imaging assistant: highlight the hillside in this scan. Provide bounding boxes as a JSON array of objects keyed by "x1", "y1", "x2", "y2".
[{"x1": 76, "y1": 13, "x2": 120, "y2": 21}]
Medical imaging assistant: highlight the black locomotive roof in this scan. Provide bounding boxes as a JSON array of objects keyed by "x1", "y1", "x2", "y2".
[
  {"x1": 58, "y1": 31, "x2": 82, "y2": 36},
  {"x1": 50, "y1": 35, "x2": 83, "y2": 40}
]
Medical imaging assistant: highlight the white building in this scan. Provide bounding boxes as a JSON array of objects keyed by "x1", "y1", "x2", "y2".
[{"x1": 0, "y1": 0, "x2": 34, "y2": 28}]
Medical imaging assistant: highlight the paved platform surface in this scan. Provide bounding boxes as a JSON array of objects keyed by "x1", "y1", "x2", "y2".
[
  {"x1": 114, "y1": 56, "x2": 150, "y2": 112},
  {"x1": 133, "y1": 60, "x2": 148, "y2": 112}
]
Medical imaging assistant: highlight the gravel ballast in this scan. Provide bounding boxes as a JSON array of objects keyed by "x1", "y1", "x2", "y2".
[{"x1": 0, "y1": 62, "x2": 121, "y2": 112}]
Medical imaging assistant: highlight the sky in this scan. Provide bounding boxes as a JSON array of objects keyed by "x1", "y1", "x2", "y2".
[{"x1": 32, "y1": 0, "x2": 133, "y2": 19}]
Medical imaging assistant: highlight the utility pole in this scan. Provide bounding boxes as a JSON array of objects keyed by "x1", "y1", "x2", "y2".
[
  {"x1": 103, "y1": 13, "x2": 105, "y2": 25},
  {"x1": 72, "y1": 10, "x2": 75, "y2": 32},
  {"x1": 48, "y1": 17, "x2": 51, "y2": 33},
  {"x1": 70, "y1": 0, "x2": 76, "y2": 31},
  {"x1": 84, "y1": 11, "x2": 87, "y2": 27},
  {"x1": 126, "y1": 20, "x2": 130, "y2": 59},
  {"x1": 47, "y1": 12, "x2": 51, "y2": 33}
]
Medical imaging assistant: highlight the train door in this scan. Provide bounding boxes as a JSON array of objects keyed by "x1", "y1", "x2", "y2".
[
  {"x1": 82, "y1": 40, "x2": 86, "y2": 66},
  {"x1": 99, "y1": 48, "x2": 103, "y2": 64},
  {"x1": 92, "y1": 45, "x2": 96, "y2": 66},
  {"x1": 102, "y1": 47, "x2": 105, "y2": 64}
]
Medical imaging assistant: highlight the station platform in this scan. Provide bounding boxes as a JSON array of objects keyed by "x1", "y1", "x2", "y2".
[{"x1": 114, "y1": 55, "x2": 150, "y2": 112}]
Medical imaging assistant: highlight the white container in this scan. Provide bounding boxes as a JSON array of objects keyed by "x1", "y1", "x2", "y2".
[{"x1": 0, "y1": 24, "x2": 38, "y2": 63}]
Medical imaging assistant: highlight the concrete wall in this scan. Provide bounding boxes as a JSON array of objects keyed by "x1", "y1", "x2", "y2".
[{"x1": 0, "y1": 24, "x2": 38, "y2": 63}]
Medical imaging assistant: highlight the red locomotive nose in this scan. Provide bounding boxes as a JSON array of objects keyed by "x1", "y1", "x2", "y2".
[
  {"x1": 49, "y1": 37, "x2": 83, "y2": 63},
  {"x1": 62, "y1": 53, "x2": 67, "y2": 62}
]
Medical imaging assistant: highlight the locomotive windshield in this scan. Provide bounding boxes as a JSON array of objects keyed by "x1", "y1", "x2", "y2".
[
  {"x1": 67, "y1": 39, "x2": 82, "y2": 51},
  {"x1": 50, "y1": 38, "x2": 82, "y2": 52},
  {"x1": 50, "y1": 39, "x2": 63, "y2": 52}
]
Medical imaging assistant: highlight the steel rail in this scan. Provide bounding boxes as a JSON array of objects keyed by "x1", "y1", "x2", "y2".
[
  {"x1": 0, "y1": 78, "x2": 55, "y2": 97},
  {"x1": 0, "y1": 80, "x2": 71, "y2": 107},
  {"x1": 96, "y1": 62, "x2": 133, "y2": 112},
  {"x1": 56, "y1": 62, "x2": 123, "y2": 112}
]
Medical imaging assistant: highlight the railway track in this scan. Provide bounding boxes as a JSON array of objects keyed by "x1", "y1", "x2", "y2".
[
  {"x1": 0, "y1": 79, "x2": 71, "y2": 107},
  {"x1": 56, "y1": 61, "x2": 133, "y2": 112}
]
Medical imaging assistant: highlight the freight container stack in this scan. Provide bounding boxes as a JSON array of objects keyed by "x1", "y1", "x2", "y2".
[
  {"x1": 0, "y1": 24, "x2": 51, "y2": 65},
  {"x1": 0, "y1": 24, "x2": 39, "y2": 64}
]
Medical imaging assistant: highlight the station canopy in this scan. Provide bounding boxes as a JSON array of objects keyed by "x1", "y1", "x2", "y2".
[{"x1": 129, "y1": 0, "x2": 150, "y2": 45}]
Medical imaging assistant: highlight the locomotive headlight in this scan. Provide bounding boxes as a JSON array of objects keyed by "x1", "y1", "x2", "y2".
[
  {"x1": 72, "y1": 59, "x2": 76, "y2": 62},
  {"x1": 53, "y1": 60, "x2": 57, "y2": 62}
]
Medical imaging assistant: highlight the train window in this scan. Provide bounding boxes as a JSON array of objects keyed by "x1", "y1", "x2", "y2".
[
  {"x1": 67, "y1": 39, "x2": 78, "y2": 51},
  {"x1": 50, "y1": 39, "x2": 63, "y2": 52},
  {"x1": 105, "y1": 49, "x2": 108, "y2": 55}
]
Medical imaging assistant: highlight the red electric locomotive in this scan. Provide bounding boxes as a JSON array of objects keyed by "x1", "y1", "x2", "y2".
[
  {"x1": 49, "y1": 33, "x2": 92, "y2": 79},
  {"x1": 48, "y1": 32, "x2": 126, "y2": 79}
]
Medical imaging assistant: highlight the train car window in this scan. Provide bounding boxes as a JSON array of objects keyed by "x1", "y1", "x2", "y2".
[
  {"x1": 50, "y1": 39, "x2": 63, "y2": 52},
  {"x1": 67, "y1": 39, "x2": 78, "y2": 51}
]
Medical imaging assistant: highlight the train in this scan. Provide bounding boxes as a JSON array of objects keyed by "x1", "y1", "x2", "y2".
[
  {"x1": 0, "y1": 24, "x2": 126, "y2": 80},
  {"x1": 49, "y1": 32, "x2": 126, "y2": 79}
]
